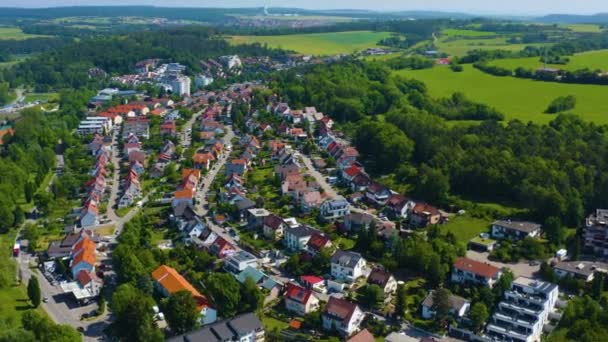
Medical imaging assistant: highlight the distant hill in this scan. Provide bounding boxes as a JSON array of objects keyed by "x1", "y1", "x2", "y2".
[{"x1": 537, "y1": 13, "x2": 608, "y2": 24}]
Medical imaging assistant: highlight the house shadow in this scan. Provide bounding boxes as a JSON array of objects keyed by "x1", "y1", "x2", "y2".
[{"x1": 14, "y1": 304, "x2": 33, "y2": 311}]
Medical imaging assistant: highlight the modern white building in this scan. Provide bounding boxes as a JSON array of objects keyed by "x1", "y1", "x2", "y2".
[
  {"x1": 485, "y1": 277, "x2": 559, "y2": 342},
  {"x1": 77, "y1": 116, "x2": 112, "y2": 135},
  {"x1": 283, "y1": 225, "x2": 320, "y2": 251},
  {"x1": 225, "y1": 250, "x2": 259, "y2": 274},
  {"x1": 170, "y1": 75, "x2": 191, "y2": 96},
  {"x1": 319, "y1": 197, "x2": 350, "y2": 221},
  {"x1": 331, "y1": 250, "x2": 367, "y2": 283}
]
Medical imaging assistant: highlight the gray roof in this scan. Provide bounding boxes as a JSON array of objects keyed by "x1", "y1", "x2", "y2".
[
  {"x1": 331, "y1": 250, "x2": 364, "y2": 268},
  {"x1": 554, "y1": 261, "x2": 608, "y2": 278},
  {"x1": 235, "y1": 198, "x2": 255, "y2": 210},
  {"x1": 172, "y1": 312, "x2": 263, "y2": 342},
  {"x1": 493, "y1": 220, "x2": 541, "y2": 233},
  {"x1": 421, "y1": 290, "x2": 469, "y2": 311},
  {"x1": 286, "y1": 225, "x2": 319, "y2": 238}
]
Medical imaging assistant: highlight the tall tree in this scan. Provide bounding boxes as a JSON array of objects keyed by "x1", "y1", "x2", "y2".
[
  {"x1": 394, "y1": 284, "x2": 407, "y2": 318},
  {"x1": 27, "y1": 276, "x2": 41, "y2": 308},
  {"x1": 164, "y1": 291, "x2": 199, "y2": 335},
  {"x1": 432, "y1": 288, "x2": 451, "y2": 328},
  {"x1": 544, "y1": 216, "x2": 564, "y2": 245},
  {"x1": 24, "y1": 181, "x2": 36, "y2": 203},
  {"x1": 469, "y1": 302, "x2": 489, "y2": 333},
  {"x1": 109, "y1": 284, "x2": 163, "y2": 342},
  {"x1": 359, "y1": 284, "x2": 384, "y2": 310},
  {"x1": 240, "y1": 276, "x2": 264, "y2": 313},
  {"x1": 205, "y1": 272, "x2": 241, "y2": 317}
]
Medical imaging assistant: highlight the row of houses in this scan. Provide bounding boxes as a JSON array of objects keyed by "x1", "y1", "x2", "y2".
[
  {"x1": 118, "y1": 134, "x2": 145, "y2": 208},
  {"x1": 80, "y1": 135, "x2": 112, "y2": 228}
]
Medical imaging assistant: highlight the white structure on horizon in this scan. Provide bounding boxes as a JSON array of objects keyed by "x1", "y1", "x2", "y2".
[{"x1": 169, "y1": 76, "x2": 191, "y2": 96}]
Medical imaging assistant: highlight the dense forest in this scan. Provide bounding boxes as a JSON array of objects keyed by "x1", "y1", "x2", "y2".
[
  {"x1": 1, "y1": 26, "x2": 284, "y2": 90},
  {"x1": 271, "y1": 60, "x2": 608, "y2": 227}
]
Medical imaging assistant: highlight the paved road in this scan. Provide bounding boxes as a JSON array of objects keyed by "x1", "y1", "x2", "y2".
[
  {"x1": 16, "y1": 253, "x2": 108, "y2": 341},
  {"x1": 192, "y1": 126, "x2": 242, "y2": 249},
  {"x1": 105, "y1": 128, "x2": 122, "y2": 224}
]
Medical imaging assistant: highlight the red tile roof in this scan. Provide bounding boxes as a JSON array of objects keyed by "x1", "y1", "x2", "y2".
[
  {"x1": 151, "y1": 265, "x2": 210, "y2": 311},
  {"x1": 307, "y1": 233, "x2": 330, "y2": 251},
  {"x1": 453, "y1": 257, "x2": 500, "y2": 278},
  {"x1": 285, "y1": 283, "x2": 313, "y2": 305},
  {"x1": 347, "y1": 329, "x2": 375, "y2": 342},
  {"x1": 300, "y1": 275, "x2": 324, "y2": 285},
  {"x1": 325, "y1": 297, "x2": 358, "y2": 323}
]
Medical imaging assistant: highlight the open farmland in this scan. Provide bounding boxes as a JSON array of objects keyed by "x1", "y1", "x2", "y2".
[
  {"x1": 0, "y1": 27, "x2": 50, "y2": 40},
  {"x1": 562, "y1": 23, "x2": 604, "y2": 33},
  {"x1": 435, "y1": 36, "x2": 549, "y2": 56},
  {"x1": 489, "y1": 49, "x2": 608, "y2": 72},
  {"x1": 229, "y1": 31, "x2": 393, "y2": 55},
  {"x1": 395, "y1": 64, "x2": 608, "y2": 124}
]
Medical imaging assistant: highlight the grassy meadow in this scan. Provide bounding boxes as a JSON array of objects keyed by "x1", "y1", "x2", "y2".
[
  {"x1": 0, "y1": 27, "x2": 50, "y2": 40},
  {"x1": 562, "y1": 24, "x2": 604, "y2": 33},
  {"x1": 435, "y1": 36, "x2": 548, "y2": 56},
  {"x1": 395, "y1": 64, "x2": 608, "y2": 124},
  {"x1": 229, "y1": 31, "x2": 393, "y2": 55},
  {"x1": 490, "y1": 49, "x2": 608, "y2": 72}
]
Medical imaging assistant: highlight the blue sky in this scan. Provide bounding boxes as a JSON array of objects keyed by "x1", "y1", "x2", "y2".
[{"x1": 3, "y1": 0, "x2": 608, "y2": 16}]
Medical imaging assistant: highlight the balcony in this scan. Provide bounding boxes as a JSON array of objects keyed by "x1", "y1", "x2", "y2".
[
  {"x1": 494, "y1": 311, "x2": 537, "y2": 329},
  {"x1": 486, "y1": 322, "x2": 531, "y2": 341}
]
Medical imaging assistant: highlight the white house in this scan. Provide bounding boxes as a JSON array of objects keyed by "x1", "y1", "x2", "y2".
[
  {"x1": 451, "y1": 257, "x2": 502, "y2": 288},
  {"x1": 331, "y1": 250, "x2": 367, "y2": 283},
  {"x1": 283, "y1": 225, "x2": 320, "y2": 251},
  {"x1": 322, "y1": 297, "x2": 365, "y2": 337},
  {"x1": 554, "y1": 261, "x2": 608, "y2": 282},
  {"x1": 285, "y1": 283, "x2": 320, "y2": 316},
  {"x1": 367, "y1": 268, "x2": 398, "y2": 300},
  {"x1": 225, "y1": 250, "x2": 259, "y2": 274},
  {"x1": 320, "y1": 197, "x2": 350, "y2": 221},
  {"x1": 421, "y1": 291, "x2": 470, "y2": 319}
]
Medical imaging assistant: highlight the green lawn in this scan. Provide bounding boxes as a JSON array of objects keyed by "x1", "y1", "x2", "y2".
[
  {"x1": 229, "y1": 31, "x2": 394, "y2": 55},
  {"x1": 261, "y1": 316, "x2": 289, "y2": 331},
  {"x1": 0, "y1": 27, "x2": 50, "y2": 40},
  {"x1": 23, "y1": 93, "x2": 59, "y2": 103},
  {"x1": 441, "y1": 215, "x2": 491, "y2": 244},
  {"x1": 490, "y1": 49, "x2": 608, "y2": 72},
  {"x1": 395, "y1": 64, "x2": 608, "y2": 124}
]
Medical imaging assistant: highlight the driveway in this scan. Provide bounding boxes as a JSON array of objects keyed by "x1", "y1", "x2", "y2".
[{"x1": 466, "y1": 250, "x2": 540, "y2": 278}]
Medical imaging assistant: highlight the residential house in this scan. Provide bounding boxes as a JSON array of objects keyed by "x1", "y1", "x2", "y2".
[
  {"x1": 350, "y1": 174, "x2": 371, "y2": 193},
  {"x1": 306, "y1": 233, "x2": 332, "y2": 256},
  {"x1": 193, "y1": 152, "x2": 215, "y2": 170},
  {"x1": 331, "y1": 250, "x2": 367, "y2": 283},
  {"x1": 322, "y1": 297, "x2": 365, "y2": 337},
  {"x1": 320, "y1": 197, "x2": 350, "y2": 221},
  {"x1": 485, "y1": 277, "x2": 559, "y2": 342},
  {"x1": 346, "y1": 329, "x2": 375, "y2": 342},
  {"x1": 79, "y1": 200, "x2": 99, "y2": 228},
  {"x1": 451, "y1": 257, "x2": 502, "y2": 288},
  {"x1": 284, "y1": 225, "x2": 321, "y2": 251},
  {"x1": 151, "y1": 265, "x2": 217, "y2": 325},
  {"x1": 263, "y1": 214, "x2": 286, "y2": 240},
  {"x1": 421, "y1": 291, "x2": 470, "y2": 319},
  {"x1": 236, "y1": 267, "x2": 283, "y2": 303},
  {"x1": 167, "y1": 313, "x2": 264, "y2": 342},
  {"x1": 554, "y1": 261, "x2": 608, "y2": 282},
  {"x1": 209, "y1": 236, "x2": 236, "y2": 258},
  {"x1": 367, "y1": 268, "x2": 398, "y2": 300},
  {"x1": 226, "y1": 159, "x2": 247, "y2": 176},
  {"x1": 70, "y1": 236, "x2": 96, "y2": 278},
  {"x1": 410, "y1": 203, "x2": 441, "y2": 227},
  {"x1": 300, "y1": 275, "x2": 327, "y2": 293},
  {"x1": 386, "y1": 195, "x2": 416, "y2": 219},
  {"x1": 160, "y1": 120, "x2": 177, "y2": 136},
  {"x1": 225, "y1": 250, "x2": 259, "y2": 274},
  {"x1": 344, "y1": 212, "x2": 376, "y2": 232},
  {"x1": 172, "y1": 188, "x2": 195, "y2": 208},
  {"x1": 247, "y1": 208, "x2": 271, "y2": 229},
  {"x1": 285, "y1": 283, "x2": 320, "y2": 315},
  {"x1": 583, "y1": 209, "x2": 608, "y2": 257},
  {"x1": 365, "y1": 182, "x2": 391, "y2": 206},
  {"x1": 301, "y1": 191, "x2": 323, "y2": 212},
  {"x1": 491, "y1": 220, "x2": 542, "y2": 240},
  {"x1": 122, "y1": 117, "x2": 150, "y2": 140}
]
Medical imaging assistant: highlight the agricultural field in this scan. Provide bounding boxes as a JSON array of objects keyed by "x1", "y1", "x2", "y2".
[
  {"x1": 229, "y1": 31, "x2": 394, "y2": 55},
  {"x1": 562, "y1": 23, "x2": 604, "y2": 33},
  {"x1": 395, "y1": 64, "x2": 608, "y2": 124},
  {"x1": 0, "y1": 27, "x2": 50, "y2": 40},
  {"x1": 489, "y1": 49, "x2": 608, "y2": 72},
  {"x1": 435, "y1": 36, "x2": 548, "y2": 56},
  {"x1": 441, "y1": 28, "x2": 499, "y2": 37}
]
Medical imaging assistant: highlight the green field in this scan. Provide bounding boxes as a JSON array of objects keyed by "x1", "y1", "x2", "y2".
[
  {"x1": 0, "y1": 27, "x2": 50, "y2": 40},
  {"x1": 436, "y1": 36, "x2": 548, "y2": 56},
  {"x1": 23, "y1": 92, "x2": 59, "y2": 103},
  {"x1": 396, "y1": 64, "x2": 608, "y2": 124},
  {"x1": 229, "y1": 31, "x2": 393, "y2": 55},
  {"x1": 562, "y1": 24, "x2": 604, "y2": 33},
  {"x1": 441, "y1": 29, "x2": 499, "y2": 37},
  {"x1": 490, "y1": 49, "x2": 608, "y2": 72}
]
